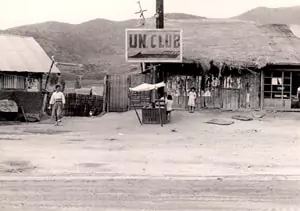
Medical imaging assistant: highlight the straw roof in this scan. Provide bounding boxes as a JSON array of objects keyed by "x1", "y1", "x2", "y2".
[{"x1": 146, "y1": 19, "x2": 300, "y2": 69}]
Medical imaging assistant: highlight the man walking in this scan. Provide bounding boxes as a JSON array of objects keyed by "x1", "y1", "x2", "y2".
[{"x1": 48, "y1": 84, "x2": 66, "y2": 126}]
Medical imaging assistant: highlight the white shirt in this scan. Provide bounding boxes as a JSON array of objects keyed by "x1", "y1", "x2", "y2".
[
  {"x1": 165, "y1": 99, "x2": 173, "y2": 111},
  {"x1": 49, "y1": 91, "x2": 66, "y2": 105}
]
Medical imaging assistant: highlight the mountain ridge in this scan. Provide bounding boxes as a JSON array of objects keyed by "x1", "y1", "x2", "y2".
[
  {"x1": 232, "y1": 5, "x2": 300, "y2": 24},
  {"x1": 2, "y1": 7, "x2": 300, "y2": 82},
  {"x1": 2, "y1": 13, "x2": 206, "y2": 80}
]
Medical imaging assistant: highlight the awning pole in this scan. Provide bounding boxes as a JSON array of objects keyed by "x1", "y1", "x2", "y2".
[
  {"x1": 134, "y1": 106, "x2": 143, "y2": 125},
  {"x1": 156, "y1": 90, "x2": 163, "y2": 127},
  {"x1": 260, "y1": 70, "x2": 264, "y2": 110},
  {"x1": 129, "y1": 93, "x2": 142, "y2": 125},
  {"x1": 44, "y1": 56, "x2": 56, "y2": 90},
  {"x1": 40, "y1": 56, "x2": 55, "y2": 119}
]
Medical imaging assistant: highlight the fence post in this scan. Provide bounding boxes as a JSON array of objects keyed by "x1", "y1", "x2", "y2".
[
  {"x1": 128, "y1": 74, "x2": 131, "y2": 110},
  {"x1": 102, "y1": 75, "x2": 108, "y2": 113},
  {"x1": 106, "y1": 75, "x2": 110, "y2": 112}
]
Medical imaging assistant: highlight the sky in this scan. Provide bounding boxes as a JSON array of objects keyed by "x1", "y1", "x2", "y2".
[{"x1": 1, "y1": 0, "x2": 300, "y2": 29}]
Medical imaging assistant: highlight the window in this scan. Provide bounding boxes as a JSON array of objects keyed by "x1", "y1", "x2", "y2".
[
  {"x1": 264, "y1": 71, "x2": 291, "y2": 99},
  {"x1": 0, "y1": 74, "x2": 26, "y2": 90}
]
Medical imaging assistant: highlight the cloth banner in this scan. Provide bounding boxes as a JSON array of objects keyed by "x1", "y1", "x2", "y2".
[{"x1": 129, "y1": 82, "x2": 165, "y2": 92}]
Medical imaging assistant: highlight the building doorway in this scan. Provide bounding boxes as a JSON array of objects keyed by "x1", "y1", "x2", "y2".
[{"x1": 292, "y1": 72, "x2": 300, "y2": 108}]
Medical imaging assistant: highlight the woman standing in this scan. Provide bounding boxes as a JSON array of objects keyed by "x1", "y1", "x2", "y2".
[{"x1": 48, "y1": 84, "x2": 66, "y2": 126}]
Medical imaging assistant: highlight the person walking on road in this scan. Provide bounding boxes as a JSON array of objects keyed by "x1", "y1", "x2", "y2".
[{"x1": 48, "y1": 84, "x2": 66, "y2": 126}]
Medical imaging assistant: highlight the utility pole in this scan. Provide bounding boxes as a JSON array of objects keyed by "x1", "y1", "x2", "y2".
[
  {"x1": 152, "y1": 0, "x2": 164, "y2": 100},
  {"x1": 156, "y1": 0, "x2": 164, "y2": 29}
]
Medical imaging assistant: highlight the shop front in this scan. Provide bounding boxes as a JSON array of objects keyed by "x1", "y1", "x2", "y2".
[
  {"x1": 262, "y1": 65, "x2": 300, "y2": 110},
  {"x1": 160, "y1": 63, "x2": 260, "y2": 111}
]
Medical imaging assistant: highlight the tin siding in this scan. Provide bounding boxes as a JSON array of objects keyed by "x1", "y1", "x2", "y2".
[
  {"x1": 1, "y1": 74, "x2": 26, "y2": 89},
  {"x1": 3, "y1": 75, "x2": 14, "y2": 89},
  {"x1": 16, "y1": 75, "x2": 26, "y2": 89}
]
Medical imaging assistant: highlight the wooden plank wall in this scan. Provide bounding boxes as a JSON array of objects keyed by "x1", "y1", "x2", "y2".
[
  {"x1": 201, "y1": 89, "x2": 221, "y2": 109},
  {"x1": 107, "y1": 74, "x2": 129, "y2": 112},
  {"x1": 221, "y1": 88, "x2": 240, "y2": 110},
  {"x1": 165, "y1": 73, "x2": 260, "y2": 110},
  {"x1": 107, "y1": 73, "x2": 152, "y2": 112},
  {"x1": 0, "y1": 74, "x2": 26, "y2": 90},
  {"x1": 46, "y1": 93, "x2": 103, "y2": 116},
  {"x1": 218, "y1": 74, "x2": 260, "y2": 110},
  {"x1": 129, "y1": 74, "x2": 152, "y2": 109},
  {"x1": 166, "y1": 75, "x2": 200, "y2": 109},
  {"x1": 107, "y1": 72, "x2": 261, "y2": 112},
  {"x1": 240, "y1": 73, "x2": 260, "y2": 109}
]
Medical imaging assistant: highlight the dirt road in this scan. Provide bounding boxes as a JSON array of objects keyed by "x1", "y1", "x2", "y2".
[
  {"x1": 1, "y1": 176, "x2": 300, "y2": 210},
  {"x1": 0, "y1": 110, "x2": 300, "y2": 210}
]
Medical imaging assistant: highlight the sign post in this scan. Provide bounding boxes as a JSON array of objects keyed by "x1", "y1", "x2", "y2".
[
  {"x1": 125, "y1": 29, "x2": 183, "y2": 63},
  {"x1": 155, "y1": 0, "x2": 164, "y2": 115},
  {"x1": 125, "y1": 0, "x2": 184, "y2": 126}
]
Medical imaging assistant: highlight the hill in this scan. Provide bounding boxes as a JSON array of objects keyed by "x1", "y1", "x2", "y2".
[
  {"x1": 164, "y1": 13, "x2": 206, "y2": 20},
  {"x1": 232, "y1": 5, "x2": 300, "y2": 24},
  {"x1": 3, "y1": 13, "x2": 205, "y2": 81}
]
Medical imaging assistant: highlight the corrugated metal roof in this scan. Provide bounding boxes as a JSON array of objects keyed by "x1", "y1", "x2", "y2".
[{"x1": 0, "y1": 34, "x2": 60, "y2": 73}]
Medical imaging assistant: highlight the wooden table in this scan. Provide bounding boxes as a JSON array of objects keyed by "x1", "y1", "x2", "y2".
[{"x1": 142, "y1": 108, "x2": 167, "y2": 124}]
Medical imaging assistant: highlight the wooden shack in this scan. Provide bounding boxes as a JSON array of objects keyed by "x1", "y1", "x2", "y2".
[
  {"x1": 0, "y1": 34, "x2": 60, "y2": 119},
  {"x1": 140, "y1": 20, "x2": 300, "y2": 111}
]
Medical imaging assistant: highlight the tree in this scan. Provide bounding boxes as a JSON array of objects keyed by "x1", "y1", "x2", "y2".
[
  {"x1": 60, "y1": 78, "x2": 66, "y2": 92},
  {"x1": 75, "y1": 77, "x2": 81, "y2": 89},
  {"x1": 49, "y1": 74, "x2": 59, "y2": 86}
]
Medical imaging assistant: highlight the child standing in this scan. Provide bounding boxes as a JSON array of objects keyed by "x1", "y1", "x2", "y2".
[
  {"x1": 165, "y1": 95, "x2": 173, "y2": 122},
  {"x1": 48, "y1": 84, "x2": 66, "y2": 126},
  {"x1": 188, "y1": 87, "x2": 196, "y2": 113}
]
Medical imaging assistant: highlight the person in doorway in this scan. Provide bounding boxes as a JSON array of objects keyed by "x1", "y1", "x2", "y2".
[
  {"x1": 188, "y1": 87, "x2": 197, "y2": 113},
  {"x1": 297, "y1": 86, "x2": 300, "y2": 101},
  {"x1": 165, "y1": 95, "x2": 174, "y2": 122},
  {"x1": 48, "y1": 84, "x2": 66, "y2": 126}
]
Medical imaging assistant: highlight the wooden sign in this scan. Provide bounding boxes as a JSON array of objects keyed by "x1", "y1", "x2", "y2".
[{"x1": 125, "y1": 29, "x2": 183, "y2": 63}]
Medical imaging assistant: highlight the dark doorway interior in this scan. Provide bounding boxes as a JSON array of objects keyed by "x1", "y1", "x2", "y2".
[{"x1": 291, "y1": 72, "x2": 300, "y2": 108}]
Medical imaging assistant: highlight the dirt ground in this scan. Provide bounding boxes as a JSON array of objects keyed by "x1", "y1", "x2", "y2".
[{"x1": 0, "y1": 110, "x2": 300, "y2": 210}]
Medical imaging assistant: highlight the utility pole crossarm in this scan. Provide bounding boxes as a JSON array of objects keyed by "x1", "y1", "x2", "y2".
[{"x1": 135, "y1": 1, "x2": 147, "y2": 26}]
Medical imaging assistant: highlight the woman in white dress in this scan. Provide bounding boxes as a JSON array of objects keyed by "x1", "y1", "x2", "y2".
[{"x1": 188, "y1": 87, "x2": 196, "y2": 113}]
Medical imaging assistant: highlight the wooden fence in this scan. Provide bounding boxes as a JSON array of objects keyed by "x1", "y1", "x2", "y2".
[
  {"x1": 167, "y1": 73, "x2": 260, "y2": 110},
  {"x1": 46, "y1": 93, "x2": 103, "y2": 117},
  {"x1": 106, "y1": 73, "x2": 152, "y2": 112},
  {"x1": 105, "y1": 72, "x2": 260, "y2": 112}
]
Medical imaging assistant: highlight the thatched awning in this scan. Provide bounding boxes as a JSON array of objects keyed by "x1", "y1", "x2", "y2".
[{"x1": 145, "y1": 19, "x2": 300, "y2": 69}]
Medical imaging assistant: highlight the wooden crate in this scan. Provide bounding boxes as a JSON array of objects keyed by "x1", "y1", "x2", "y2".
[{"x1": 142, "y1": 108, "x2": 167, "y2": 124}]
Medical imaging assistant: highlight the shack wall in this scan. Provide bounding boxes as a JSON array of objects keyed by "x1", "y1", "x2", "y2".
[
  {"x1": 165, "y1": 73, "x2": 260, "y2": 110},
  {"x1": 107, "y1": 73, "x2": 152, "y2": 112},
  {"x1": 0, "y1": 91, "x2": 43, "y2": 117},
  {"x1": 0, "y1": 72, "x2": 42, "y2": 91}
]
